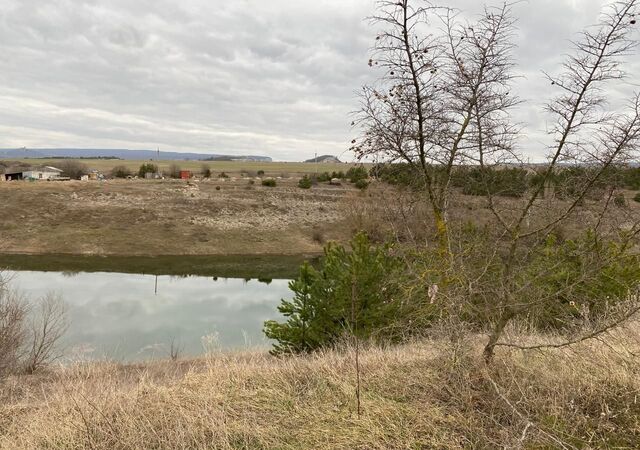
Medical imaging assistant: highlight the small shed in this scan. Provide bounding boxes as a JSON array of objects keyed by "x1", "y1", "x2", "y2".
[
  {"x1": 2, "y1": 171, "x2": 22, "y2": 181},
  {"x1": 179, "y1": 170, "x2": 192, "y2": 180},
  {"x1": 2, "y1": 168, "x2": 25, "y2": 181},
  {"x1": 22, "y1": 166, "x2": 63, "y2": 180}
]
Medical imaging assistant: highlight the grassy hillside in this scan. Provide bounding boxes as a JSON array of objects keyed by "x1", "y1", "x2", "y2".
[{"x1": 1, "y1": 326, "x2": 638, "y2": 449}]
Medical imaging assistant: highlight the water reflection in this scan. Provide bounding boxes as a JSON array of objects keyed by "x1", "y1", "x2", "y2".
[{"x1": 11, "y1": 271, "x2": 291, "y2": 361}]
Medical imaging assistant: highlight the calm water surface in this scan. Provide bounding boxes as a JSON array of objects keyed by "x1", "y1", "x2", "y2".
[{"x1": 10, "y1": 270, "x2": 292, "y2": 361}]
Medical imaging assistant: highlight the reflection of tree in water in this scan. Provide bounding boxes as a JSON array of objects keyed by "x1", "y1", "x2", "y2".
[
  {"x1": 61, "y1": 271, "x2": 79, "y2": 278},
  {"x1": 240, "y1": 278, "x2": 273, "y2": 285},
  {"x1": 169, "y1": 274, "x2": 191, "y2": 280}
]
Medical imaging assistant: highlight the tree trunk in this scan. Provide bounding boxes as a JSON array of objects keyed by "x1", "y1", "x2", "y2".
[
  {"x1": 483, "y1": 309, "x2": 513, "y2": 363},
  {"x1": 433, "y1": 207, "x2": 449, "y2": 258}
]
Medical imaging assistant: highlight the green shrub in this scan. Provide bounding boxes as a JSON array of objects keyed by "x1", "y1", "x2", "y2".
[
  {"x1": 371, "y1": 163, "x2": 418, "y2": 187},
  {"x1": 621, "y1": 167, "x2": 640, "y2": 190},
  {"x1": 263, "y1": 233, "x2": 405, "y2": 354},
  {"x1": 219, "y1": 172, "x2": 229, "y2": 179},
  {"x1": 519, "y1": 232, "x2": 640, "y2": 326},
  {"x1": 262, "y1": 179, "x2": 276, "y2": 187},
  {"x1": 614, "y1": 192, "x2": 627, "y2": 208},
  {"x1": 201, "y1": 165, "x2": 212, "y2": 178},
  {"x1": 355, "y1": 179, "x2": 369, "y2": 190},
  {"x1": 461, "y1": 167, "x2": 529, "y2": 197},
  {"x1": 547, "y1": 167, "x2": 607, "y2": 200},
  {"x1": 298, "y1": 175, "x2": 312, "y2": 189},
  {"x1": 257, "y1": 170, "x2": 265, "y2": 176},
  {"x1": 346, "y1": 166, "x2": 368, "y2": 183},
  {"x1": 138, "y1": 163, "x2": 158, "y2": 178},
  {"x1": 316, "y1": 172, "x2": 331, "y2": 182},
  {"x1": 633, "y1": 192, "x2": 640, "y2": 203}
]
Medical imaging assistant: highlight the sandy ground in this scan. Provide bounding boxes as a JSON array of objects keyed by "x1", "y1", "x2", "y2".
[{"x1": 0, "y1": 178, "x2": 357, "y2": 256}]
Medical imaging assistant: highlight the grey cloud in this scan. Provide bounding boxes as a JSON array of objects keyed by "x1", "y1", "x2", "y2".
[{"x1": 0, "y1": 0, "x2": 638, "y2": 160}]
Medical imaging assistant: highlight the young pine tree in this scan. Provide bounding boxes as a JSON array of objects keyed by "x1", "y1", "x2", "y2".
[{"x1": 264, "y1": 233, "x2": 404, "y2": 354}]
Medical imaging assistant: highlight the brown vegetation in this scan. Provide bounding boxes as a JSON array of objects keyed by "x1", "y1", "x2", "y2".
[
  {"x1": 0, "y1": 323, "x2": 638, "y2": 449},
  {"x1": 0, "y1": 179, "x2": 356, "y2": 256},
  {"x1": 0, "y1": 280, "x2": 67, "y2": 377},
  {"x1": 354, "y1": 0, "x2": 640, "y2": 361}
]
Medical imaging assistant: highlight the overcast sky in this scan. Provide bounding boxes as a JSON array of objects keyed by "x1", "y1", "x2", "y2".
[{"x1": 0, "y1": 0, "x2": 637, "y2": 161}]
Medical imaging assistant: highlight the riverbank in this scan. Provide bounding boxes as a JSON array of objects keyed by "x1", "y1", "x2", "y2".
[
  {"x1": 0, "y1": 178, "x2": 358, "y2": 257},
  {"x1": 1, "y1": 327, "x2": 638, "y2": 449},
  {"x1": 0, "y1": 253, "x2": 314, "y2": 279}
]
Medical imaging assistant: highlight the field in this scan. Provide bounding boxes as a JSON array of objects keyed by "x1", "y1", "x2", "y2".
[
  {"x1": 3, "y1": 162, "x2": 640, "y2": 448},
  {"x1": 0, "y1": 177, "x2": 362, "y2": 256},
  {"x1": 1, "y1": 159, "x2": 358, "y2": 178},
  {"x1": 3, "y1": 165, "x2": 640, "y2": 257},
  {"x1": 1, "y1": 325, "x2": 638, "y2": 449}
]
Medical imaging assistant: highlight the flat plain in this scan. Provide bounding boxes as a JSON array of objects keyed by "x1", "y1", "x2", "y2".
[{"x1": 0, "y1": 175, "x2": 360, "y2": 256}]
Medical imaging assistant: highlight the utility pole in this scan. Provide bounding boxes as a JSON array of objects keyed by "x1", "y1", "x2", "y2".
[{"x1": 315, "y1": 151, "x2": 318, "y2": 176}]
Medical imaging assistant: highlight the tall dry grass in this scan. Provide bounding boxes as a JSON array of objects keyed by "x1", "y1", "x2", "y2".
[{"x1": 1, "y1": 324, "x2": 639, "y2": 449}]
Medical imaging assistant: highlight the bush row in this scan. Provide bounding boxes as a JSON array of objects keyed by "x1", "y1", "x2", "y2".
[{"x1": 372, "y1": 163, "x2": 640, "y2": 199}]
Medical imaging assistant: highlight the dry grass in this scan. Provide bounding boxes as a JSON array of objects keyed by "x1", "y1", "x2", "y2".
[
  {"x1": 1, "y1": 325, "x2": 639, "y2": 449},
  {"x1": 0, "y1": 179, "x2": 355, "y2": 256}
]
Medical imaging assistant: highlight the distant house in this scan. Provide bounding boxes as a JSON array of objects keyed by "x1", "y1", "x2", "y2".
[
  {"x1": 22, "y1": 166, "x2": 63, "y2": 180},
  {"x1": 2, "y1": 167, "x2": 26, "y2": 181}
]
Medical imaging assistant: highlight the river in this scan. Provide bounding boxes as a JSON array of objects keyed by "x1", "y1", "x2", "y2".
[{"x1": 1, "y1": 254, "x2": 309, "y2": 361}]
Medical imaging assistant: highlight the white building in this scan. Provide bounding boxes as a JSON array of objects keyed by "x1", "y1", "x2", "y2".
[{"x1": 22, "y1": 166, "x2": 63, "y2": 180}]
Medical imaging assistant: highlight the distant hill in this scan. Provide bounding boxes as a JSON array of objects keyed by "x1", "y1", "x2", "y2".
[
  {"x1": 0, "y1": 148, "x2": 272, "y2": 162},
  {"x1": 304, "y1": 155, "x2": 341, "y2": 163},
  {"x1": 201, "y1": 155, "x2": 272, "y2": 162}
]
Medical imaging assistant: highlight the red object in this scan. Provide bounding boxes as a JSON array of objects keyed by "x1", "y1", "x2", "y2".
[{"x1": 179, "y1": 170, "x2": 192, "y2": 179}]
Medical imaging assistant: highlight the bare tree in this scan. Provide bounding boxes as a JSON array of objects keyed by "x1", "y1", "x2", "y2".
[
  {"x1": 354, "y1": 0, "x2": 521, "y2": 254},
  {"x1": 167, "y1": 336, "x2": 184, "y2": 362},
  {"x1": 58, "y1": 160, "x2": 89, "y2": 180},
  {"x1": 0, "y1": 286, "x2": 28, "y2": 376},
  {"x1": 356, "y1": 0, "x2": 640, "y2": 361},
  {"x1": 482, "y1": 0, "x2": 640, "y2": 360},
  {"x1": 23, "y1": 293, "x2": 68, "y2": 374},
  {"x1": 167, "y1": 163, "x2": 182, "y2": 179}
]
